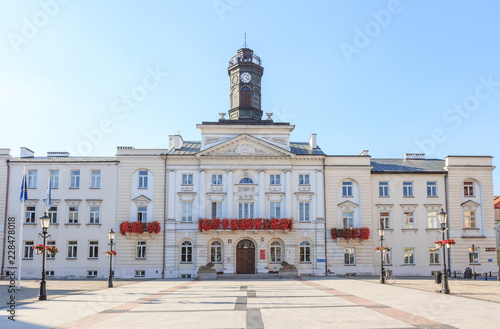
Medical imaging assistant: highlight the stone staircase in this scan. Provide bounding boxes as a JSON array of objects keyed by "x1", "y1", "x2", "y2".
[{"x1": 217, "y1": 273, "x2": 280, "y2": 280}]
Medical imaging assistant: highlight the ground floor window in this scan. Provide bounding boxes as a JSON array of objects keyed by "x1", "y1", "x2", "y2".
[
  {"x1": 300, "y1": 241, "x2": 311, "y2": 263},
  {"x1": 468, "y1": 246, "x2": 480, "y2": 264},
  {"x1": 181, "y1": 241, "x2": 193, "y2": 263},
  {"x1": 404, "y1": 247, "x2": 414, "y2": 265},
  {"x1": 344, "y1": 248, "x2": 355, "y2": 265},
  {"x1": 270, "y1": 241, "x2": 282, "y2": 263},
  {"x1": 136, "y1": 241, "x2": 146, "y2": 259},
  {"x1": 383, "y1": 248, "x2": 392, "y2": 265},
  {"x1": 429, "y1": 248, "x2": 440, "y2": 264},
  {"x1": 210, "y1": 241, "x2": 222, "y2": 263},
  {"x1": 24, "y1": 241, "x2": 34, "y2": 259}
]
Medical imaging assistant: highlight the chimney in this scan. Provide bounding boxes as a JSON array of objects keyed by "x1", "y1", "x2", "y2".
[
  {"x1": 20, "y1": 147, "x2": 34, "y2": 158},
  {"x1": 405, "y1": 153, "x2": 425, "y2": 160},
  {"x1": 309, "y1": 134, "x2": 317, "y2": 149},
  {"x1": 169, "y1": 135, "x2": 184, "y2": 150},
  {"x1": 359, "y1": 150, "x2": 369, "y2": 156}
]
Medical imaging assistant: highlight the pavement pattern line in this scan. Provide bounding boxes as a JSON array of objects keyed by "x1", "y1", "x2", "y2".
[
  {"x1": 298, "y1": 279, "x2": 454, "y2": 328},
  {"x1": 234, "y1": 285, "x2": 265, "y2": 329},
  {"x1": 54, "y1": 280, "x2": 198, "y2": 329}
]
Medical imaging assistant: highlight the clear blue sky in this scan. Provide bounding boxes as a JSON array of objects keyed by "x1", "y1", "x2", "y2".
[{"x1": 1, "y1": 1, "x2": 498, "y2": 194}]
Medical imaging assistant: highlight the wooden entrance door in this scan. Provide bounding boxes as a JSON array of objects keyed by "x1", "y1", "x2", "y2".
[{"x1": 236, "y1": 240, "x2": 255, "y2": 274}]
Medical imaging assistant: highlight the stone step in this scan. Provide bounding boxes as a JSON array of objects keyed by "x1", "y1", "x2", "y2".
[{"x1": 217, "y1": 273, "x2": 280, "y2": 280}]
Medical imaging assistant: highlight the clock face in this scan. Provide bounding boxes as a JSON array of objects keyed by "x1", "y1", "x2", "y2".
[{"x1": 240, "y1": 72, "x2": 252, "y2": 83}]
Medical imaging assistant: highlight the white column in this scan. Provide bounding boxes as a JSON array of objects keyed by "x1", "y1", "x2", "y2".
[
  {"x1": 199, "y1": 170, "x2": 206, "y2": 219},
  {"x1": 167, "y1": 170, "x2": 176, "y2": 219},
  {"x1": 226, "y1": 170, "x2": 233, "y2": 218},
  {"x1": 316, "y1": 169, "x2": 324, "y2": 220},
  {"x1": 259, "y1": 170, "x2": 265, "y2": 217},
  {"x1": 285, "y1": 170, "x2": 292, "y2": 218}
]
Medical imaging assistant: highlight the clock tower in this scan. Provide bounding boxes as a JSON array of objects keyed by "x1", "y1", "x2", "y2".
[{"x1": 227, "y1": 47, "x2": 264, "y2": 120}]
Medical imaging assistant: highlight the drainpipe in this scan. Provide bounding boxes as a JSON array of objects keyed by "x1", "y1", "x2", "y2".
[
  {"x1": 323, "y1": 156, "x2": 327, "y2": 276},
  {"x1": 444, "y1": 172, "x2": 451, "y2": 275},
  {"x1": 0, "y1": 160, "x2": 10, "y2": 279},
  {"x1": 162, "y1": 153, "x2": 167, "y2": 279}
]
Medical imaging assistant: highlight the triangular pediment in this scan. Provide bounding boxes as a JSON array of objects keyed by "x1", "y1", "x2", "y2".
[
  {"x1": 196, "y1": 134, "x2": 295, "y2": 158},
  {"x1": 132, "y1": 195, "x2": 151, "y2": 205},
  {"x1": 338, "y1": 200, "x2": 358, "y2": 208},
  {"x1": 461, "y1": 200, "x2": 480, "y2": 207}
]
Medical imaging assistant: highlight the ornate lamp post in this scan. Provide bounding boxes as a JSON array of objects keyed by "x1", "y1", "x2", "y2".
[
  {"x1": 378, "y1": 227, "x2": 385, "y2": 284},
  {"x1": 108, "y1": 229, "x2": 115, "y2": 288},
  {"x1": 39, "y1": 213, "x2": 50, "y2": 300},
  {"x1": 437, "y1": 208, "x2": 450, "y2": 294}
]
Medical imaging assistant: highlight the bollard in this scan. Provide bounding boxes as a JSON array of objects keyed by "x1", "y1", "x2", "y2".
[
  {"x1": 485, "y1": 273, "x2": 487, "y2": 280},
  {"x1": 474, "y1": 272, "x2": 477, "y2": 280}
]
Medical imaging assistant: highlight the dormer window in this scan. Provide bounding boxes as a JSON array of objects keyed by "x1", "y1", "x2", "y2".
[{"x1": 239, "y1": 177, "x2": 254, "y2": 184}]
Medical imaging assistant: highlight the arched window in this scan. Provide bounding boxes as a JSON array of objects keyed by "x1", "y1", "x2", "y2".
[
  {"x1": 240, "y1": 86, "x2": 251, "y2": 107},
  {"x1": 181, "y1": 241, "x2": 192, "y2": 263},
  {"x1": 210, "y1": 241, "x2": 222, "y2": 263},
  {"x1": 270, "y1": 241, "x2": 282, "y2": 263},
  {"x1": 239, "y1": 177, "x2": 254, "y2": 184},
  {"x1": 300, "y1": 241, "x2": 311, "y2": 263}
]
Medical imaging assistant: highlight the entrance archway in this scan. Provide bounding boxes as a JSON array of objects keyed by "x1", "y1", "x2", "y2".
[{"x1": 236, "y1": 239, "x2": 255, "y2": 274}]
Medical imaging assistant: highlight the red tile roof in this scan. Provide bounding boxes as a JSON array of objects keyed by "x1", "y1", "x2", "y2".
[{"x1": 495, "y1": 196, "x2": 500, "y2": 209}]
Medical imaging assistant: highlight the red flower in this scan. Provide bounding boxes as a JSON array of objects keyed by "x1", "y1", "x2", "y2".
[
  {"x1": 131, "y1": 221, "x2": 145, "y2": 234},
  {"x1": 221, "y1": 218, "x2": 230, "y2": 230},
  {"x1": 120, "y1": 221, "x2": 132, "y2": 235},
  {"x1": 146, "y1": 221, "x2": 161, "y2": 234}
]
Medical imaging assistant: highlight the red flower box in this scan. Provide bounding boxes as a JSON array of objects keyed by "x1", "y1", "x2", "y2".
[{"x1": 198, "y1": 218, "x2": 294, "y2": 232}]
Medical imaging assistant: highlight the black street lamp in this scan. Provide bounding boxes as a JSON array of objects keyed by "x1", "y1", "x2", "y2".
[
  {"x1": 437, "y1": 208, "x2": 450, "y2": 294},
  {"x1": 378, "y1": 227, "x2": 385, "y2": 284},
  {"x1": 108, "y1": 229, "x2": 115, "y2": 288},
  {"x1": 39, "y1": 213, "x2": 50, "y2": 300}
]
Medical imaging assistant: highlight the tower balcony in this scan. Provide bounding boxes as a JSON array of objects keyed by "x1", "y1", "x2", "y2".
[{"x1": 229, "y1": 52, "x2": 262, "y2": 67}]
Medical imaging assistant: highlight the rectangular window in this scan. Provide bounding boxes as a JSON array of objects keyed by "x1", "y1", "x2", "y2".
[
  {"x1": 379, "y1": 211, "x2": 391, "y2": 229},
  {"x1": 87, "y1": 270, "x2": 97, "y2": 278},
  {"x1": 468, "y1": 247, "x2": 480, "y2": 264},
  {"x1": 299, "y1": 174, "x2": 310, "y2": 185},
  {"x1": 299, "y1": 202, "x2": 310, "y2": 222},
  {"x1": 46, "y1": 240, "x2": 56, "y2": 259},
  {"x1": 134, "y1": 270, "x2": 145, "y2": 277},
  {"x1": 48, "y1": 206, "x2": 57, "y2": 224},
  {"x1": 90, "y1": 206, "x2": 100, "y2": 224},
  {"x1": 182, "y1": 174, "x2": 193, "y2": 185},
  {"x1": 28, "y1": 170, "x2": 37, "y2": 188},
  {"x1": 138, "y1": 171, "x2": 148, "y2": 188},
  {"x1": 89, "y1": 241, "x2": 99, "y2": 259},
  {"x1": 427, "y1": 181, "x2": 437, "y2": 197},
  {"x1": 342, "y1": 181, "x2": 353, "y2": 197},
  {"x1": 427, "y1": 210, "x2": 438, "y2": 229},
  {"x1": 137, "y1": 207, "x2": 147, "y2": 223},
  {"x1": 210, "y1": 242, "x2": 222, "y2": 263},
  {"x1": 404, "y1": 247, "x2": 415, "y2": 265},
  {"x1": 25, "y1": 206, "x2": 36, "y2": 223},
  {"x1": 429, "y1": 248, "x2": 440, "y2": 264},
  {"x1": 211, "y1": 174, "x2": 222, "y2": 185},
  {"x1": 67, "y1": 241, "x2": 77, "y2": 259},
  {"x1": 24, "y1": 241, "x2": 34, "y2": 259},
  {"x1": 211, "y1": 202, "x2": 222, "y2": 219},
  {"x1": 464, "y1": 210, "x2": 476, "y2": 228},
  {"x1": 403, "y1": 211, "x2": 415, "y2": 229},
  {"x1": 403, "y1": 181, "x2": 413, "y2": 197},
  {"x1": 464, "y1": 181, "x2": 474, "y2": 196},
  {"x1": 379, "y1": 181, "x2": 389, "y2": 197},
  {"x1": 238, "y1": 202, "x2": 254, "y2": 218},
  {"x1": 46, "y1": 270, "x2": 55, "y2": 277},
  {"x1": 91, "y1": 170, "x2": 101, "y2": 188},
  {"x1": 344, "y1": 248, "x2": 355, "y2": 265},
  {"x1": 383, "y1": 248, "x2": 392, "y2": 265},
  {"x1": 342, "y1": 212, "x2": 353, "y2": 229},
  {"x1": 68, "y1": 206, "x2": 79, "y2": 224},
  {"x1": 49, "y1": 170, "x2": 59, "y2": 188},
  {"x1": 182, "y1": 202, "x2": 193, "y2": 222},
  {"x1": 70, "y1": 170, "x2": 80, "y2": 188},
  {"x1": 270, "y1": 202, "x2": 281, "y2": 219},
  {"x1": 136, "y1": 241, "x2": 146, "y2": 259},
  {"x1": 270, "y1": 174, "x2": 281, "y2": 185},
  {"x1": 300, "y1": 242, "x2": 311, "y2": 263}
]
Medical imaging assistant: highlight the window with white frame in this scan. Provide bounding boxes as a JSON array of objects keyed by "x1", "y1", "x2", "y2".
[
  {"x1": 24, "y1": 241, "x2": 34, "y2": 259},
  {"x1": 138, "y1": 170, "x2": 148, "y2": 188},
  {"x1": 379, "y1": 181, "x2": 389, "y2": 197},
  {"x1": 136, "y1": 241, "x2": 146, "y2": 259},
  {"x1": 182, "y1": 202, "x2": 193, "y2": 222},
  {"x1": 67, "y1": 241, "x2": 77, "y2": 259},
  {"x1": 210, "y1": 241, "x2": 222, "y2": 263},
  {"x1": 87, "y1": 270, "x2": 97, "y2": 278},
  {"x1": 342, "y1": 211, "x2": 353, "y2": 229},
  {"x1": 270, "y1": 174, "x2": 281, "y2": 185},
  {"x1": 28, "y1": 170, "x2": 37, "y2": 188},
  {"x1": 404, "y1": 247, "x2": 414, "y2": 265},
  {"x1": 46, "y1": 240, "x2": 56, "y2": 259},
  {"x1": 46, "y1": 270, "x2": 55, "y2": 277},
  {"x1": 211, "y1": 174, "x2": 222, "y2": 185},
  {"x1": 239, "y1": 177, "x2": 254, "y2": 184},
  {"x1": 68, "y1": 206, "x2": 79, "y2": 224},
  {"x1": 270, "y1": 201, "x2": 281, "y2": 219},
  {"x1": 468, "y1": 246, "x2": 480, "y2": 264},
  {"x1": 427, "y1": 210, "x2": 438, "y2": 229},
  {"x1": 89, "y1": 206, "x2": 100, "y2": 224},
  {"x1": 299, "y1": 202, "x2": 310, "y2": 222},
  {"x1": 137, "y1": 206, "x2": 147, "y2": 223},
  {"x1": 270, "y1": 241, "x2": 282, "y2": 263},
  {"x1": 211, "y1": 202, "x2": 222, "y2": 219},
  {"x1": 70, "y1": 170, "x2": 80, "y2": 188},
  {"x1": 300, "y1": 241, "x2": 311, "y2": 263},
  {"x1": 49, "y1": 170, "x2": 59, "y2": 188},
  {"x1": 48, "y1": 206, "x2": 57, "y2": 224},
  {"x1": 89, "y1": 241, "x2": 99, "y2": 259},
  {"x1": 403, "y1": 181, "x2": 413, "y2": 197},
  {"x1": 464, "y1": 210, "x2": 476, "y2": 228},
  {"x1": 403, "y1": 211, "x2": 415, "y2": 229},
  {"x1": 342, "y1": 181, "x2": 353, "y2": 197},
  {"x1": 344, "y1": 248, "x2": 355, "y2": 265},
  {"x1": 379, "y1": 211, "x2": 391, "y2": 229},
  {"x1": 429, "y1": 248, "x2": 440, "y2": 264},
  {"x1": 181, "y1": 241, "x2": 192, "y2": 263},
  {"x1": 91, "y1": 170, "x2": 101, "y2": 188},
  {"x1": 464, "y1": 181, "x2": 474, "y2": 196},
  {"x1": 427, "y1": 181, "x2": 437, "y2": 197},
  {"x1": 383, "y1": 248, "x2": 392, "y2": 265},
  {"x1": 135, "y1": 270, "x2": 145, "y2": 277},
  {"x1": 182, "y1": 174, "x2": 193, "y2": 185},
  {"x1": 25, "y1": 206, "x2": 36, "y2": 223},
  {"x1": 299, "y1": 174, "x2": 310, "y2": 185},
  {"x1": 238, "y1": 202, "x2": 254, "y2": 218}
]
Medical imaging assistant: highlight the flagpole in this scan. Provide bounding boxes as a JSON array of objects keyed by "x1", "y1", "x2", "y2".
[{"x1": 17, "y1": 165, "x2": 26, "y2": 290}]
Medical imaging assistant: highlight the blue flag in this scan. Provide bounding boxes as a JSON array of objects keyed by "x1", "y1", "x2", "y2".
[
  {"x1": 20, "y1": 171, "x2": 28, "y2": 202},
  {"x1": 45, "y1": 176, "x2": 52, "y2": 210}
]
